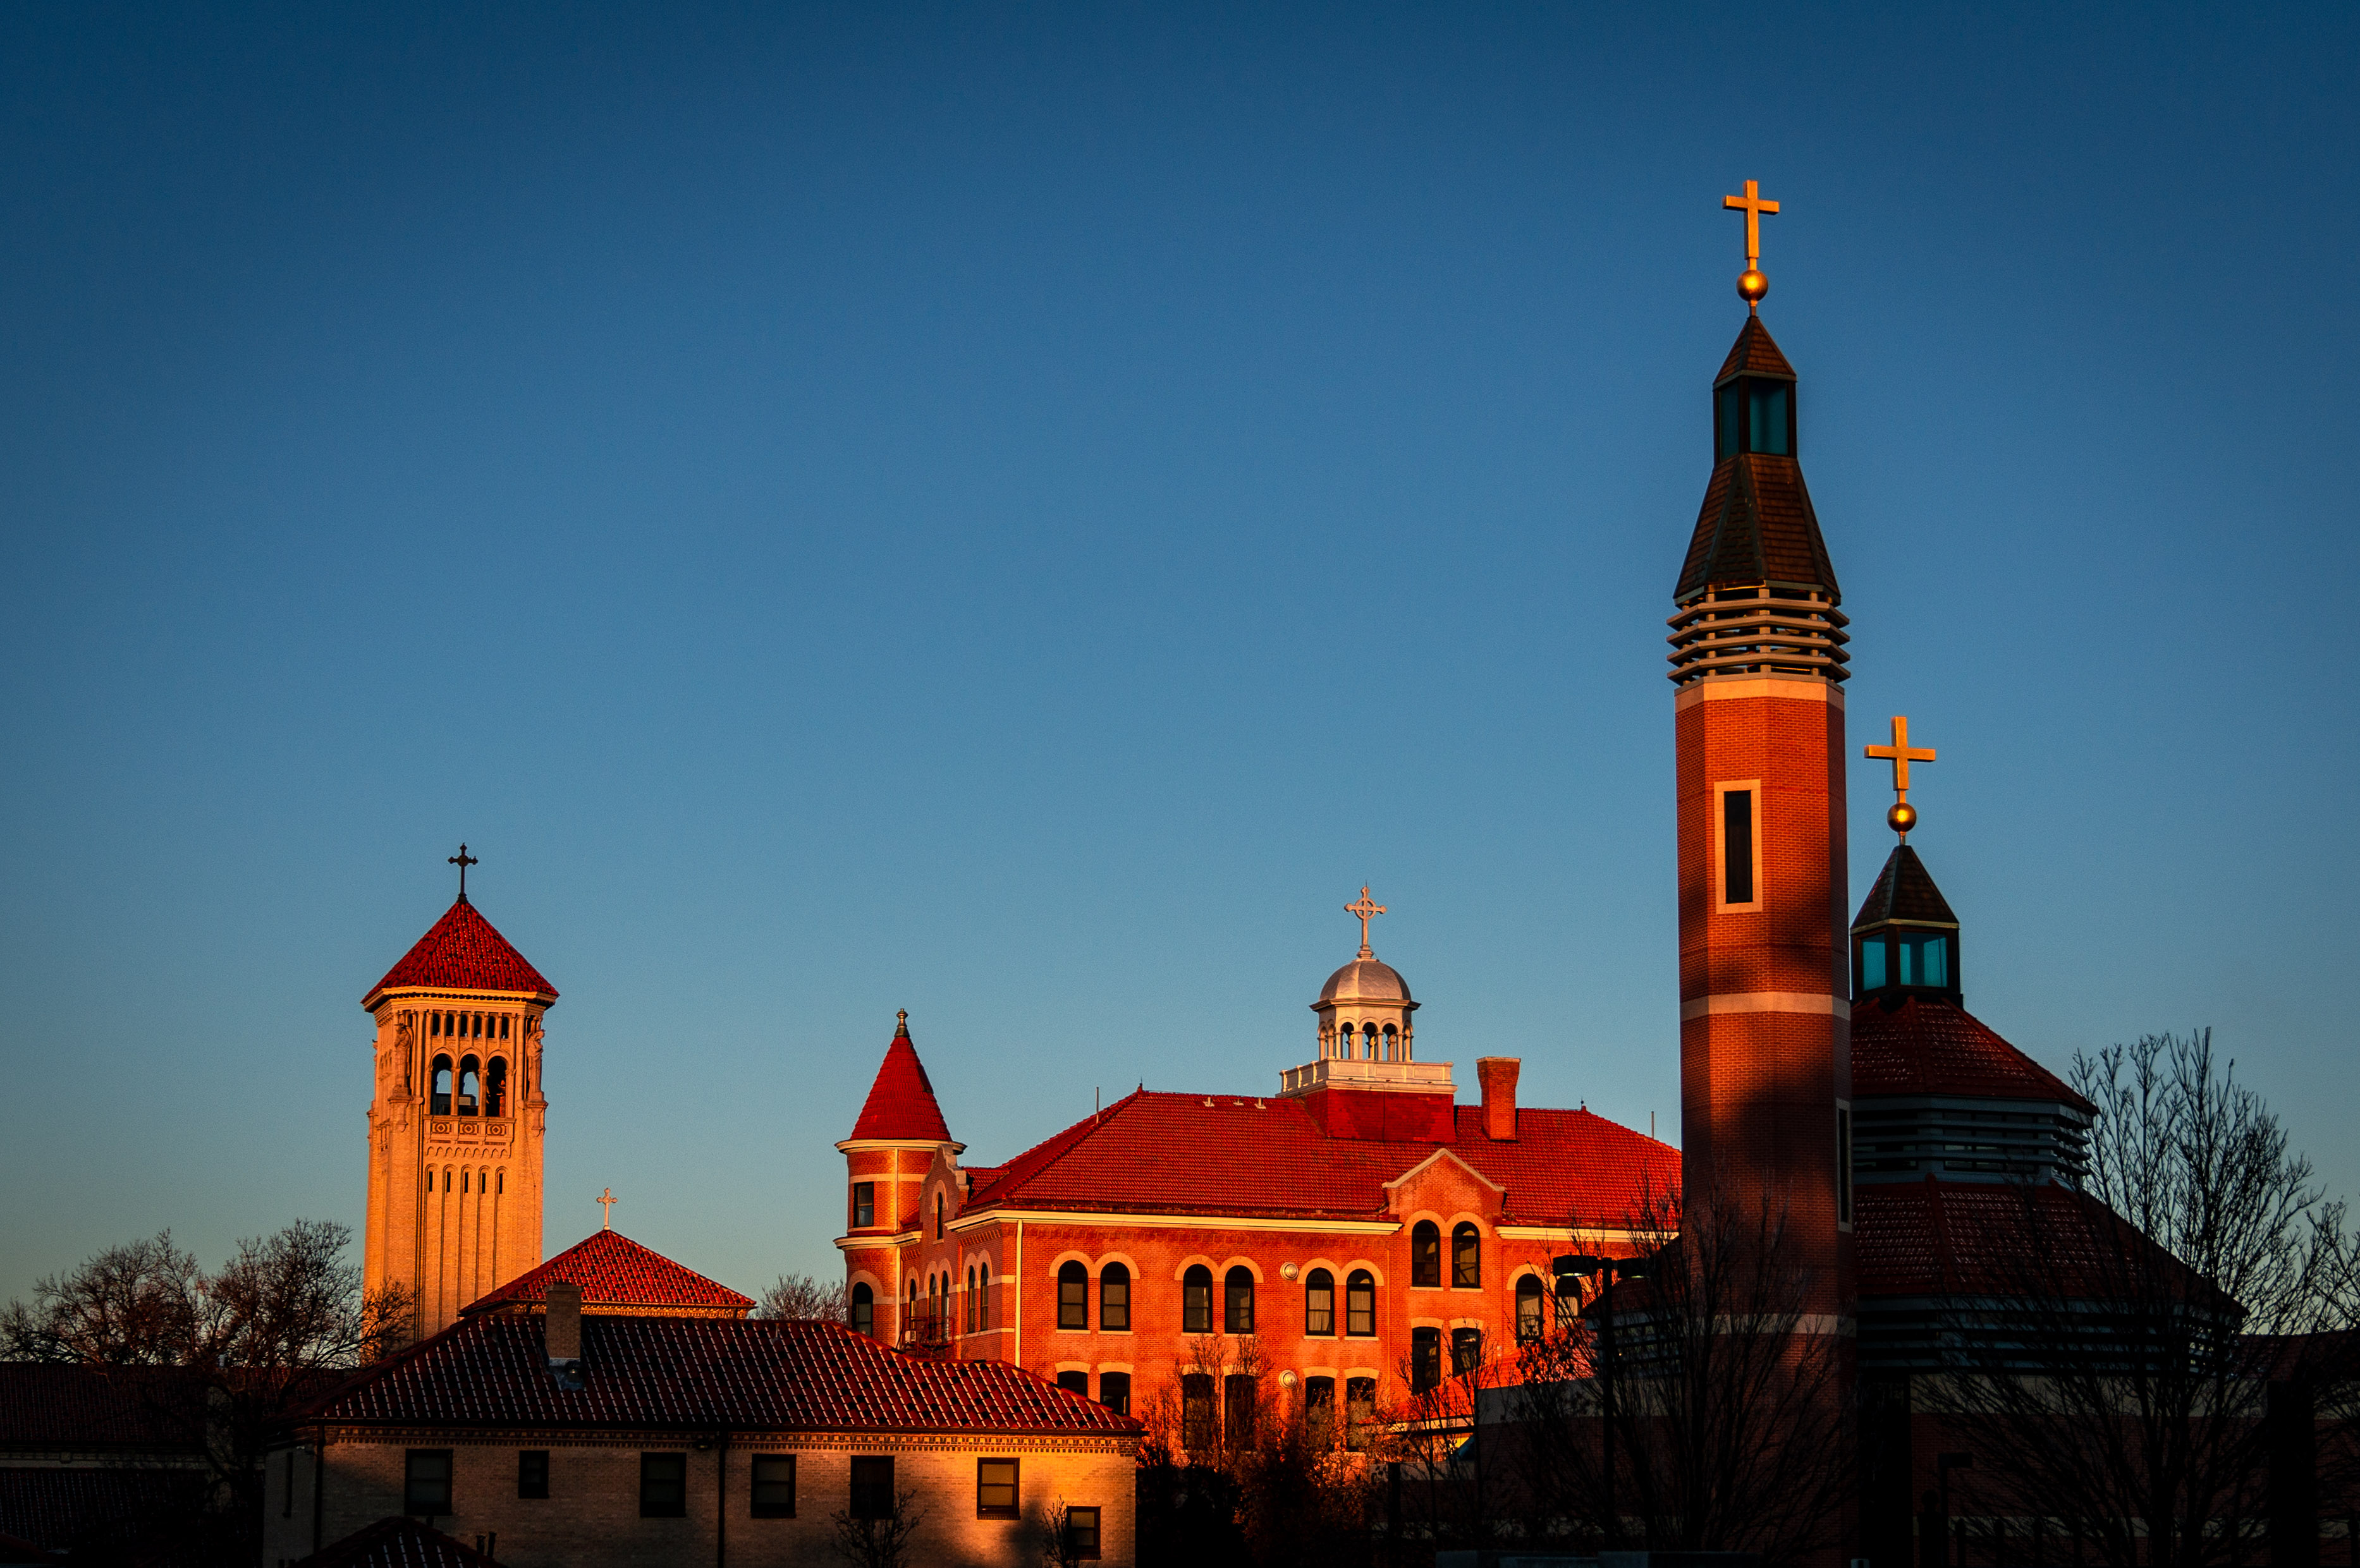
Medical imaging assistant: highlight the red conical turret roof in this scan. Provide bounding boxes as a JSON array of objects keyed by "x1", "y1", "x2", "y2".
[
  {"x1": 363, "y1": 897, "x2": 558, "y2": 1009},
  {"x1": 848, "y1": 1014, "x2": 953, "y2": 1144}
]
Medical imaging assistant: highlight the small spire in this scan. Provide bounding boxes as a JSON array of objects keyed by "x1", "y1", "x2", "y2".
[
  {"x1": 1722, "y1": 178, "x2": 1779, "y2": 312},
  {"x1": 1345, "y1": 886, "x2": 1387, "y2": 959},
  {"x1": 895, "y1": 1009, "x2": 910, "y2": 1039},
  {"x1": 1864, "y1": 715, "x2": 1937, "y2": 842}
]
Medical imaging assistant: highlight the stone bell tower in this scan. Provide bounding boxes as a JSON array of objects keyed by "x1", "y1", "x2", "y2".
[
  {"x1": 360, "y1": 848, "x2": 558, "y2": 1339},
  {"x1": 1667, "y1": 184, "x2": 1854, "y2": 1323}
]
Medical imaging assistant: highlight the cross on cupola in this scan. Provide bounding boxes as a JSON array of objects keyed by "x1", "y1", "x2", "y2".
[
  {"x1": 1345, "y1": 887, "x2": 1386, "y2": 958},
  {"x1": 1722, "y1": 178, "x2": 1780, "y2": 310},
  {"x1": 448, "y1": 844, "x2": 479, "y2": 900},
  {"x1": 1864, "y1": 716, "x2": 1937, "y2": 841}
]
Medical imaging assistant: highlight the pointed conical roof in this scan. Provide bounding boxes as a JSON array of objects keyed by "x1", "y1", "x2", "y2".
[
  {"x1": 848, "y1": 1015, "x2": 953, "y2": 1143},
  {"x1": 1716, "y1": 313, "x2": 1795, "y2": 383},
  {"x1": 1852, "y1": 844, "x2": 1959, "y2": 931},
  {"x1": 363, "y1": 897, "x2": 557, "y2": 1008}
]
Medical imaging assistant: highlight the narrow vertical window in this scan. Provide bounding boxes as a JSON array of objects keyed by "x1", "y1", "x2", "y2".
[
  {"x1": 1723, "y1": 788, "x2": 1756, "y2": 905},
  {"x1": 850, "y1": 1282, "x2": 875, "y2": 1338},
  {"x1": 1452, "y1": 1224, "x2": 1481, "y2": 1287},
  {"x1": 1410, "y1": 1222, "x2": 1441, "y2": 1288},
  {"x1": 852, "y1": 1182, "x2": 875, "y2": 1229},
  {"x1": 1345, "y1": 1377, "x2": 1377, "y2": 1449},
  {"x1": 1305, "y1": 1375, "x2": 1337, "y2": 1446},
  {"x1": 849, "y1": 1456, "x2": 894, "y2": 1521},
  {"x1": 1304, "y1": 1269, "x2": 1335, "y2": 1336},
  {"x1": 1100, "y1": 1263, "x2": 1130, "y2": 1332},
  {"x1": 404, "y1": 1449, "x2": 453, "y2": 1517},
  {"x1": 1452, "y1": 1327, "x2": 1484, "y2": 1375},
  {"x1": 1057, "y1": 1261, "x2": 1088, "y2": 1330},
  {"x1": 1515, "y1": 1275, "x2": 1545, "y2": 1342},
  {"x1": 1837, "y1": 1104, "x2": 1854, "y2": 1225},
  {"x1": 749, "y1": 1454, "x2": 795, "y2": 1517},
  {"x1": 1410, "y1": 1327, "x2": 1442, "y2": 1392},
  {"x1": 1224, "y1": 1268, "x2": 1255, "y2": 1333},
  {"x1": 1098, "y1": 1371, "x2": 1131, "y2": 1416},
  {"x1": 518, "y1": 1450, "x2": 549, "y2": 1499},
  {"x1": 1182, "y1": 1266, "x2": 1213, "y2": 1334},
  {"x1": 1345, "y1": 1271, "x2": 1376, "y2": 1337},
  {"x1": 1182, "y1": 1375, "x2": 1216, "y2": 1450},
  {"x1": 639, "y1": 1452, "x2": 687, "y2": 1517}
]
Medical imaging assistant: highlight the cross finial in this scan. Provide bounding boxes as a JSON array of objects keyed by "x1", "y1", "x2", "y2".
[
  {"x1": 1721, "y1": 179, "x2": 1780, "y2": 310},
  {"x1": 595, "y1": 1187, "x2": 618, "y2": 1230},
  {"x1": 1864, "y1": 715, "x2": 1937, "y2": 841},
  {"x1": 1344, "y1": 886, "x2": 1387, "y2": 959},
  {"x1": 448, "y1": 844, "x2": 479, "y2": 900}
]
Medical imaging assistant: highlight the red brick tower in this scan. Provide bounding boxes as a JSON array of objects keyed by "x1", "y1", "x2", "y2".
[
  {"x1": 836, "y1": 1011, "x2": 961, "y2": 1344},
  {"x1": 1667, "y1": 246, "x2": 1854, "y2": 1322}
]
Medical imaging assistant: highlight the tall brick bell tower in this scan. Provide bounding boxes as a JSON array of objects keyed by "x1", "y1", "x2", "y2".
[{"x1": 1668, "y1": 183, "x2": 1854, "y2": 1327}]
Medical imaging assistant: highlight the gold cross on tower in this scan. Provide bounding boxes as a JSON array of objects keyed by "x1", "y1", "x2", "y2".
[
  {"x1": 1721, "y1": 179, "x2": 1780, "y2": 310},
  {"x1": 1345, "y1": 887, "x2": 1386, "y2": 959},
  {"x1": 1864, "y1": 715, "x2": 1936, "y2": 841},
  {"x1": 596, "y1": 1187, "x2": 618, "y2": 1231}
]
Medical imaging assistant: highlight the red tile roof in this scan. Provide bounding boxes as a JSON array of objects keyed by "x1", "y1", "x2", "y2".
[
  {"x1": 1852, "y1": 997, "x2": 2093, "y2": 1113},
  {"x1": 1715, "y1": 314, "x2": 1797, "y2": 383},
  {"x1": 460, "y1": 1231, "x2": 752, "y2": 1318},
  {"x1": 848, "y1": 1023, "x2": 953, "y2": 1144},
  {"x1": 300, "y1": 1314, "x2": 1138, "y2": 1436},
  {"x1": 1857, "y1": 1178, "x2": 2210, "y2": 1304},
  {"x1": 364, "y1": 898, "x2": 556, "y2": 1007},
  {"x1": 963, "y1": 1090, "x2": 1677, "y2": 1228},
  {"x1": 294, "y1": 1517, "x2": 504, "y2": 1568}
]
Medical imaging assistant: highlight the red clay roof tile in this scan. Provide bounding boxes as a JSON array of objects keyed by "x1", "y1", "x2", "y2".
[
  {"x1": 1857, "y1": 1178, "x2": 2204, "y2": 1304},
  {"x1": 1852, "y1": 997, "x2": 2093, "y2": 1112},
  {"x1": 849, "y1": 1026, "x2": 953, "y2": 1144},
  {"x1": 963, "y1": 1090, "x2": 1676, "y2": 1228},
  {"x1": 460, "y1": 1231, "x2": 752, "y2": 1318},
  {"x1": 364, "y1": 899, "x2": 556, "y2": 1006},
  {"x1": 302, "y1": 1314, "x2": 1137, "y2": 1436}
]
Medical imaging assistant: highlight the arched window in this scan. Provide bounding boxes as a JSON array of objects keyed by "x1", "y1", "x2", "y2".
[
  {"x1": 1361, "y1": 1022, "x2": 1378, "y2": 1057},
  {"x1": 499, "y1": 1014, "x2": 510, "y2": 1039},
  {"x1": 1304, "y1": 1269, "x2": 1335, "y2": 1336},
  {"x1": 1345, "y1": 1270, "x2": 1376, "y2": 1336},
  {"x1": 457, "y1": 1056, "x2": 480, "y2": 1117},
  {"x1": 1411, "y1": 1327, "x2": 1442, "y2": 1392},
  {"x1": 964, "y1": 1267, "x2": 976, "y2": 1334},
  {"x1": 1515, "y1": 1274, "x2": 1545, "y2": 1341},
  {"x1": 1224, "y1": 1267, "x2": 1255, "y2": 1334},
  {"x1": 484, "y1": 1057, "x2": 508, "y2": 1118},
  {"x1": 1057, "y1": 1261, "x2": 1088, "y2": 1330},
  {"x1": 934, "y1": 1194, "x2": 945, "y2": 1240},
  {"x1": 431, "y1": 1055, "x2": 453, "y2": 1116},
  {"x1": 851, "y1": 1282, "x2": 875, "y2": 1338},
  {"x1": 1182, "y1": 1265, "x2": 1214, "y2": 1334},
  {"x1": 977, "y1": 1262, "x2": 991, "y2": 1330},
  {"x1": 1452, "y1": 1223, "x2": 1481, "y2": 1288},
  {"x1": 495, "y1": 1169, "x2": 504, "y2": 1195},
  {"x1": 1101, "y1": 1263, "x2": 1130, "y2": 1332},
  {"x1": 1410, "y1": 1221, "x2": 1441, "y2": 1288},
  {"x1": 1452, "y1": 1327, "x2": 1483, "y2": 1375},
  {"x1": 1382, "y1": 1023, "x2": 1398, "y2": 1061},
  {"x1": 1181, "y1": 1373, "x2": 1216, "y2": 1450},
  {"x1": 1305, "y1": 1375, "x2": 1336, "y2": 1446}
]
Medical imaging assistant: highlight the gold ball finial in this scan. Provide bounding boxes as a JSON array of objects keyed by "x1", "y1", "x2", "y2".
[
  {"x1": 1886, "y1": 801, "x2": 1917, "y2": 838},
  {"x1": 1737, "y1": 267, "x2": 1769, "y2": 307}
]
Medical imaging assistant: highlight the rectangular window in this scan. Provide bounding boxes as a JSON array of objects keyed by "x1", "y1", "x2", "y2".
[
  {"x1": 1305, "y1": 1376, "x2": 1336, "y2": 1447},
  {"x1": 1452, "y1": 1327, "x2": 1483, "y2": 1375},
  {"x1": 1058, "y1": 1268, "x2": 1087, "y2": 1330},
  {"x1": 1100, "y1": 1270, "x2": 1129, "y2": 1332},
  {"x1": 1182, "y1": 1374, "x2": 1216, "y2": 1452},
  {"x1": 1182, "y1": 1275, "x2": 1212, "y2": 1334},
  {"x1": 1345, "y1": 1273, "x2": 1376, "y2": 1337},
  {"x1": 1860, "y1": 937, "x2": 1886, "y2": 990},
  {"x1": 1225, "y1": 1273, "x2": 1254, "y2": 1334},
  {"x1": 1098, "y1": 1371, "x2": 1131, "y2": 1417},
  {"x1": 639, "y1": 1452, "x2": 687, "y2": 1518},
  {"x1": 1345, "y1": 1378, "x2": 1377, "y2": 1450},
  {"x1": 750, "y1": 1454, "x2": 795, "y2": 1518},
  {"x1": 404, "y1": 1449, "x2": 452, "y2": 1517},
  {"x1": 1721, "y1": 787, "x2": 1756, "y2": 906},
  {"x1": 850, "y1": 1456, "x2": 894, "y2": 1521},
  {"x1": 1224, "y1": 1373, "x2": 1257, "y2": 1445},
  {"x1": 1411, "y1": 1327, "x2": 1442, "y2": 1392},
  {"x1": 517, "y1": 1449, "x2": 549, "y2": 1500},
  {"x1": 1065, "y1": 1505, "x2": 1103, "y2": 1561},
  {"x1": 852, "y1": 1182, "x2": 874, "y2": 1228},
  {"x1": 1305, "y1": 1275, "x2": 1334, "y2": 1337},
  {"x1": 976, "y1": 1457, "x2": 1019, "y2": 1519},
  {"x1": 1837, "y1": 1103, "x2": 1854, "y2": 1227}
]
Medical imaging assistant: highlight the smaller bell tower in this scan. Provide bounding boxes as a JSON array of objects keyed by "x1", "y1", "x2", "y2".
[{"x1": 361, "y1": 848, "x2": 558, "y2": 1340}]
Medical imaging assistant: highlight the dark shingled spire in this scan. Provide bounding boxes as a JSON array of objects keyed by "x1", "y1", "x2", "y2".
[
  {"x1": 1673, "y1": 316, "x2": 1840, "y2": 605},
  {"x1": 1851, "y1": 845, "x2": 1959, "y2": 932}
]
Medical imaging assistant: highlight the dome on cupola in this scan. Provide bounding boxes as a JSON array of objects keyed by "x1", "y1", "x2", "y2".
[{"x1": 1318, "y1": 956, "x2": 1412, "y2": 1005}]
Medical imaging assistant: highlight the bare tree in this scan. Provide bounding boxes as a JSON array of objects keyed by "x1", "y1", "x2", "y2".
[
  {"x1": 829, "y1": 1486, "x2": 926, "y2": 1568},
  {"x1": 1933, "y1": 1031, "x2": 2360, "y2": 1568},
  {"x1": 1511, "y1": 1174, "x2": 1850, "y2": 1568},
  {"x1": 0, "y1": 1219, "x2": 412, "y2": 1566},
  {"x1": 758, "y1": 1272, "x2": 848, "y2": 1322}
]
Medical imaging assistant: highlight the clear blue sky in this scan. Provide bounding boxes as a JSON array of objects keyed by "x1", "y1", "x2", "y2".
[{"x1": 4, "y1": 4, "x2": 2355, "y2": 1306}]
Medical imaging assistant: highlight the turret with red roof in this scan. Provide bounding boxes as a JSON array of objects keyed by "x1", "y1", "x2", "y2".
[{"x1": 837, "y1": 1011, "x2": 963, "y2": 1347}]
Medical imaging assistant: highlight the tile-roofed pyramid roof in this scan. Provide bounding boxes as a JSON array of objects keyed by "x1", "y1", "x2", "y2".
[
  {"x1": 963, "y1": 1089, "x2": 1677, "y2": 1228},
  {"x1": 1673, "y1": 454, "x2": 1839, "y2": 601},
  {"x1": 294, "y1": 1517, "x2": 505, "y2": 1568},
  {"x1": 1857, "y1": 1177, "x2": 2215, "y2": 1307},
  {"x1": 1851, "y1": 845, "x2": 1959, "y2": 930},
  {"x1": 364, "y1": 897, "x2": 556, "y2": 1007},
  {"x1": 1852, "y1": 995, "x2": 2094, "y2": 1114},
  {"x1": 848, "y1": 1018, "x2": 953, "y2": 1144},
  {"x1": 300, "y1": 1314, "x2": 1139, "y2": 1437},
  {"x1": 1716, "y1": 313, "x2": 1796, "y2": 383},
  {"x1": 460, "y1": 1230, "x2": 753, "y2": 1318}
]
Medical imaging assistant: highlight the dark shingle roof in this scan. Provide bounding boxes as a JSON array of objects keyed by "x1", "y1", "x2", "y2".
[
  {"x1": 1715, "y1": 315, "x2": 1796, "y2": 383},
  {"x1": 1852, "y1": 996, "x2": 2094, "y2": 1112},
  {"x1": 294, "y1": 1517, "x2": 504, "y2": 1568},
  {"x1": 1673, "y1": 456, "x2": 1840, "y2": 601},
  {"x1": 1857, "y1": 1179, "x2": 2211, "y2": 1305},
  {"x1": 1851, "y1": 846, "x2": 1959, "y2": 930},
  {"x1": 301, "y1": 1315, "x2": 1136, "y2": 1437}
]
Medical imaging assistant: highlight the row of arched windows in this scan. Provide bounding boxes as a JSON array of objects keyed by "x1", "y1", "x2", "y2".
[
  {"x1": 1323, "y1": 1020, "x2": 1407, "y2": 1062},
  {"x1": 429, "y1": 1054, "x2": 508, "y2": 1118},
  {"x1": 429, "y1": 1166, "x2": 504, "y2": 1194},
  {"x1": 1055, "y1": 1262, "x2": 1380, "y2": 1337},
  {"x1": 1408, "y1": 1220, "x2": 1483, "y2": 1289},
  {"x1": 428, "y1": 1010, "x2": 511, "y2": 1040}
]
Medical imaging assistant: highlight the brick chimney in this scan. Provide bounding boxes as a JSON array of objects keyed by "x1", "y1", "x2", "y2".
[
  {"x1": 1477, "y1": 1057, "x2": 1520, "y2": 1141},
  {"x1": 544, "y1": 1279, "x2": 583, "y2": 1387}
]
